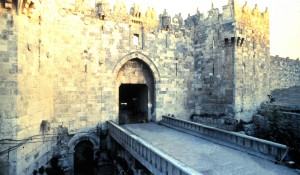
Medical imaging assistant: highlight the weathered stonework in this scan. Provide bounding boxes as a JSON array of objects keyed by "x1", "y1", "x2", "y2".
[
  {"x1": 0, "y1": 9, "x2": 18, "y2": 175},
  {"x1": 0, "y1": 0, "x2": 299, "y2": 174},
  {"x1": 270, "y1": 56, "x2": 300, "y2": 90}
]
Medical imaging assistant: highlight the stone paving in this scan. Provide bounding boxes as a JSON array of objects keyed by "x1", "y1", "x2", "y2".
[{"x1": 122, "y1": 123, "x2": 298, "y2": 175}]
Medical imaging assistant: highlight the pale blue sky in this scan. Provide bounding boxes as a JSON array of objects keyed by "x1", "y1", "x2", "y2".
[{"x1": 106, "y1": 0, "x2": 300, "y2": 59}]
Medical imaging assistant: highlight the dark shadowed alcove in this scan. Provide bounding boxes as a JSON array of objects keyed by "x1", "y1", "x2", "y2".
[{"x1": 74, "y1": 140, "x2": 94, "y2": 175}]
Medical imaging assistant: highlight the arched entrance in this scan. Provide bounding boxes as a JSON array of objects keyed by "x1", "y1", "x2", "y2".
[
  {"x1": 68, "y1": 133, "x2": 100, "y2": 175},
  {"x1": 74, "y1": 140, "x2": 94, "y2": 175},
  {"x1": 116, "y1": 58, "x2": 155, "y2": 124}
]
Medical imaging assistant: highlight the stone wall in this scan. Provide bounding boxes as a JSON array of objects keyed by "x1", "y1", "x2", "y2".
[
  {"x1": 14, "y1": 0, "x2": 56, "y2": 173},
  {"x1": 270, "y1": 56, "x2": 300, "y2": 90},
  {"x1": 51, "y1": 1, "x2": 195, "y2": 133},
  {"x1": 1, "y1": 1, "x2": 195, "y2": 174},
  {"x1": 1, "y1": 1, "x2": 57, "y2": 174},
  {"x1": 0, "y1": 9, "x2": 18, "y2": 175}
]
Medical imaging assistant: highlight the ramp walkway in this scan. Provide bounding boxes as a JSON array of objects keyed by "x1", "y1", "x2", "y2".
[{"x1": 108, "y1": 117, "x2": 298, "y2": 175}]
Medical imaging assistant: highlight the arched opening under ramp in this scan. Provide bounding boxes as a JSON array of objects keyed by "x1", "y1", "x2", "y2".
[
  {"x1": 68, "y1": 133, "x2": 100, "y2": 175},
  {"x1": 74, "y1": 140, "x2": 94, "y2": 175}
]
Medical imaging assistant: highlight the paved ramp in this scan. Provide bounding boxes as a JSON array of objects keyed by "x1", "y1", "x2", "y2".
[{"x1": 122, "y1": 123, "x2": 297, "y2": 175}]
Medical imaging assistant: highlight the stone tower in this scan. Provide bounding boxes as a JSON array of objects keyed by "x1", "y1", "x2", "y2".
[{"x1": 191, "y1": 0, "x2": 270, "y2": 120}]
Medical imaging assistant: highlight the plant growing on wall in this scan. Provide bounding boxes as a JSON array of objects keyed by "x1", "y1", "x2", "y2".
[
  {"x1": 40, "y1": 120, "x2": 51, "y2": 134},
  {"x1": 265, "y1": 105, "x2": 300, "y2": 168}
]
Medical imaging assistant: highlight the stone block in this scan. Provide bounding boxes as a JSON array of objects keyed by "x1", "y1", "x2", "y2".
[{"x1": 0, "y1": 88, "x2": 9, "y2": 95}]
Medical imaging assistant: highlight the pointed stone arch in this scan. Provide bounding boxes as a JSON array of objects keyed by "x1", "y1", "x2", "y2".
[
  {"x1": 67, "y1": 133, "x2": 100, "y2": 174},
  {"x1": 113, "y1": 51, "x2": 160, "y2": 123},
  {"x1": 113, "y1": 51, "x2": 160, "y2": 83}
]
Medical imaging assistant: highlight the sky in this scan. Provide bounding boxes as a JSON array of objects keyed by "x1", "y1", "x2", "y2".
[{"x1": 106, "y1": 0, "x2": 300, "y2": 59}]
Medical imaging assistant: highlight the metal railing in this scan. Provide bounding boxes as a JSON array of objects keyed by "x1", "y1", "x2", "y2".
[
  {"x1": 107, "y1": 121, "x2": 203, "y2": 175},
  {"x1": 161, "y1": 116, "x2": 289, "y2": 160}
]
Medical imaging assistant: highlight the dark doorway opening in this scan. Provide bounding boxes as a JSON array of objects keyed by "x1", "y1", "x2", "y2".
[
  {"x1": 119, "y1": 84, "x2": 148, "y2": 124},
  {"x1": 74, "y1": 141, "x2": 94, "y2": 175}
]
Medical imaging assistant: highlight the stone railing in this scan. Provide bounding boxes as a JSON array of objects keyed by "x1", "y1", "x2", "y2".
[
  {"x1": 160, "y1": 116, "x2": 289, "y2": 161},
  {"x1": 107, "y1": 121, "x2": 203, "y2": 175}
]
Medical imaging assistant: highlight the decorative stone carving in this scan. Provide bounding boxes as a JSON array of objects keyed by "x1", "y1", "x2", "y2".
[
  {"x1": 97, "y1": 0, "x2": 110, "y2": 20},
  {"x1": 145, "y1": 6, "x2": 152, "y2": 19},
  {"x1": 130, "y1": 3, "x2": 141, "y2": 18},
  {"x1": 160, "y1": 9, "x2": 171, "y2": 31},
  {"x1": 151, "y1": 8, "x2": 157, "y2": 20},
  {"x1": 113, "y1": 0, "x2": 127, "y2": 15},
  {"x1": 141, "y1": 7, "x2": 158, "y2": 31},
  {"x1": 172, "y1": 13, "x2": 183, "y2": 29},
  {"x1": 252, "y1": 4, "x2": 260, "y2": 17},
  {"x1": 21, "y1": 0, "x2": 37, "y2": 17},
  {"x1": 184, "y1": 14, "x2": 194, "y2": 29}
]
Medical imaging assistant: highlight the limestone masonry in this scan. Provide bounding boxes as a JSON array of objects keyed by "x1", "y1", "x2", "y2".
[{"x1": 0, "y1": 0, "x2": 299, "y2": 174}]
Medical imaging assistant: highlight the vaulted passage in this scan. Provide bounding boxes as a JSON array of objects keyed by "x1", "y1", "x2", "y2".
[
  {"x1": 119, "y1": 84, "x2": 148, "y2": 124},
  {"x1": 74, "y1": 141, "x2": 94, "y2": 175}
]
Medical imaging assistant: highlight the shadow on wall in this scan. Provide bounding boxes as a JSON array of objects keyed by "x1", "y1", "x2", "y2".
[{"x1": 32, "y1": 156, "x2": 64, "y2": 175}]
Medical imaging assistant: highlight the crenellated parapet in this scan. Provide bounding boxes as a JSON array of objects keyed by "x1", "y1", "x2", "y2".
[
  {"x1": 235, "y1": 2, "x2": 269, "y2": 42},
  {"x1": 271, "y1": 55, "x2": 300, "y2": 66},
  {"x1": 94, "y1": 0, "x2": 159, "y2": 31},
  {"x1": 270, "y1": 55, "x2": 300, "y2": 90}
]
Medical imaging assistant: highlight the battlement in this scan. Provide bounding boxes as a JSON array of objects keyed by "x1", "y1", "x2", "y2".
[
  {"x1": 234, "y1": 1, "x2": 269, "y2": 21},
  {"x1": 270, "y1": 55, "x2": 300, "y2": 91},
  {"x1": 1, "y1": 0, "x2": 270, "y2": 35},
  {"x1": 271, "y1": 55, "x2": 300, "y2": 64}
]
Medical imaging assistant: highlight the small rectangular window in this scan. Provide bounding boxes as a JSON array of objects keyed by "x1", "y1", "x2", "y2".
[
  {"x1": 237, "y1": 37, "x2": 241, "y2": 46},
  {"x1": 133, "y1": 34, "x2": 139, "y2": 46},
  {"x1": 231, "y1": 37, "x2": 235, "y2": 45},
  {"x1": 240, "y1": 38, "x2": 244, "y2": 46},
  {"x1": 224, "y1": 38, "x2": 229, "y2": 46}
]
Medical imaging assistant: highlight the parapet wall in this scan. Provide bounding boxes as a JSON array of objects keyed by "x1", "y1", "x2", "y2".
[{"x1": 270, "y1": 56, "x2": 300, "y2": 90}]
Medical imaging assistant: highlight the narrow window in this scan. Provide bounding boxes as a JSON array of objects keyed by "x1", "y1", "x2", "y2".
[
  {"x1": 240, "y1": 38, "x2": 244, "y2": 46},
  {"x1": 237, "y1": 37, "x2": 241, "y2": 46},
  {"x1": 166, "y1": 35, "x2": 168, "y2": 48},
  {"x1": 253, "y1": 41, "x2": 256, "y2": 50},
  {"x1": 133, "y1": 34, "x2": 139, "y2": 46},
  {"x1": 231, "y1": 37, "x2": 235, "y2": 45},
  {"x1": 212, "y1": 60, "x2": 215, "y2": 76},
  {"x1": 224, "y1": 38, "x2": 229, "y2": 46}
]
